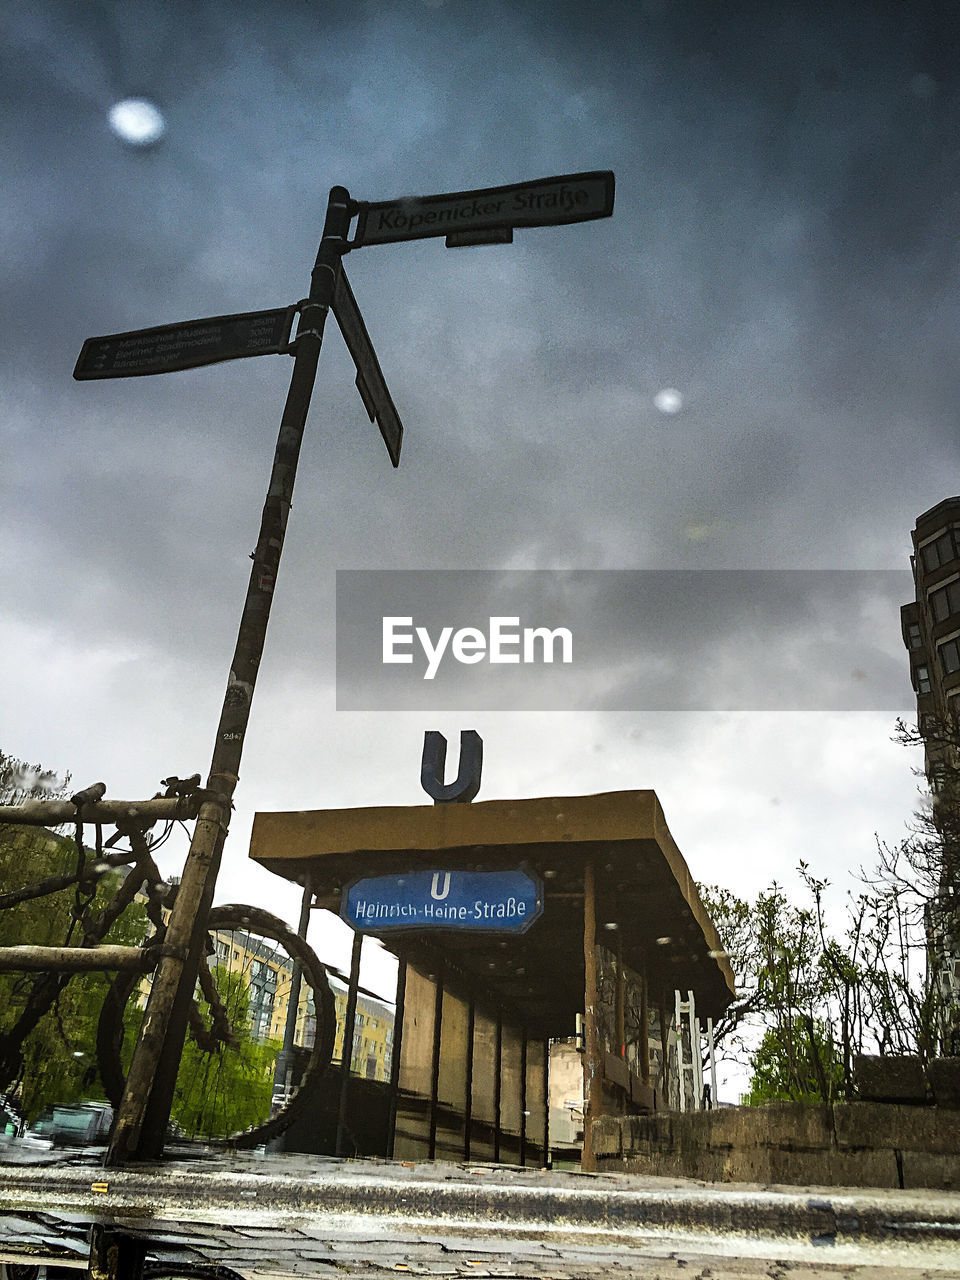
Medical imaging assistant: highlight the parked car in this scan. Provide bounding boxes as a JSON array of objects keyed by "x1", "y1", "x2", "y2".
[
  {"x1": 0, "y1": 1094, "x2": 21, "y2": 1135},
  {"x1": 31, "y1": 1102, "x2": 113, "y2": 1147}
]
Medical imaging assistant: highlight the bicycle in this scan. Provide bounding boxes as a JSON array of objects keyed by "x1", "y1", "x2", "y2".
[{"x1": 0, "y1": 781, "x2": 335, "y2": 1148}]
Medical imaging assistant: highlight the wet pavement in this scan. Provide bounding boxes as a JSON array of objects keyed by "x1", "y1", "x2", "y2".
[{"x1": 2, "y1": 1146, "x2": 960, "y2": 1277}]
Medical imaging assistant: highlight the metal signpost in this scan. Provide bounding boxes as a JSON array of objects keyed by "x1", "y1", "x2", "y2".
[
  {"x1": 86, "y1": 185, "x2": 364, "y2": 1167},
  {"x1": 70, "y1": 169, "x2": 613, "y2": 1167},
  {"x1": 73, "y1": 307, "x2": 296, "y2": 379},
  {"x1": 331, "y1": 269, "x2": 403, "y2": 466},
  {"x1": 342, "y1": 867, "x2": 544, "y2": 934},
  {"x1": 352, "y1": 171, "x2": 615, "y2": 248}
]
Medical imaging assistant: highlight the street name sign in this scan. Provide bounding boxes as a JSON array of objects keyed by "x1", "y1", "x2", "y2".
[
  {"x1": 352, "y1": 170, "x2": 615, "y2": 248},
  {"x1": 342, "y1": 866, "x2": 544, "y2": 934},
  {"x1": 73, "y1": 307, "x2": 295, "y2": 380},
  {"x1": 331, "y1": 268, "x2": 403, "y2": 467}
]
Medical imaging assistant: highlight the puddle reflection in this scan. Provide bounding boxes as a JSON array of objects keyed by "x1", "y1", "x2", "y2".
[{"x1": 0, "y1": 1216, "x2": 245, "y2": 1278}]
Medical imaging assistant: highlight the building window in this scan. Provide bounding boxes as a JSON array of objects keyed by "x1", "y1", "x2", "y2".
[
  {"x1": 939, "y1": 639, "x2": 960, "y2": 676},
  {"x1": 915, "y1": 663, "x2": 932, "y2": 694},
  {"x1": 931, "y1": 579, "x2": 960, "y2": 623},
  {"x1": 907, "y1": 621, "x2": 922, "y2": 649},
  {"x1": 921, "y1": 529, "x2": 960, "y2": 573}
]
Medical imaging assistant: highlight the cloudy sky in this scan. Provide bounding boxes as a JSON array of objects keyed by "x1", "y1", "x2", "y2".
[{"x1": 3, "y1": 1, "x2": 958, "y2": 1093}]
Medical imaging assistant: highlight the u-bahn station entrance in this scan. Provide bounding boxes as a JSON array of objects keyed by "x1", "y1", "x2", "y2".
[{"x1": 249, "y1": 781, "x2": 735, "y2": 1169}]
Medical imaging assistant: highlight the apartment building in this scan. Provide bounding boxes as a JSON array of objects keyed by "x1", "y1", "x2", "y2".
[
  {"x1": 132, "y1": 899, "x2": 318, "y2": 1053},
  {"x1": 327, "y1": 977, "x2": 395, "y2": 1083},
  {"x1": 209, "y1": 927, "x2": 317, "y2": 1049},
  {"x1": 901, "y1": 496, "x2": 960, "y2": 1049}
]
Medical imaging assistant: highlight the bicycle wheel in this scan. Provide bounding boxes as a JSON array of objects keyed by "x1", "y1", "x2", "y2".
[{"x1": 97, "y1": 904, "x2": 335, "y2": 1147}]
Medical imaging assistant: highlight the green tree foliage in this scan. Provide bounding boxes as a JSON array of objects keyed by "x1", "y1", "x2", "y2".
[
  {"x1": 0, "y1": 747, "x2": 71, "y2": 807},
  {"x1": 698, "y1": 881, "x2": 823, "y2": 1066},
  {"x1": 116, "y1": 964, "x2": 280, "y2": 1140},
  {"x1": 890, "y1": 716, "x2": 960, "y2": 1054},
  {"x1": 0, "y1": 821, "x2": 148, "y2": 1121},
  {"x1": 701, "y1": 849, "x2": 946, "y2": 1103},
  {"x1": 173, "y1": 966, "x2": 279, "y2": 1138},
  {"x1": 744, "y1": 1020, "x2": 844, "y2": 1105},
  {"x1": 1, "y1": 748, "x2": 284, "y2": 1137},
  {"x1": 698, "y1": 705, "x2": 960, "y2": 1102}
]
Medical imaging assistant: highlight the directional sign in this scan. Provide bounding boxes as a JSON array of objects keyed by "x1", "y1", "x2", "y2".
[
  {"x1": 331, "y1": 268, "x2": 403, "y2": 467},
  {"x1": 353, "y1": 170, "x2": 615, "y2": 248},
  {"x1": 73, "y1": 307, "x2": 295, "y2": 380},
  {"x1": 342, "y1": 866, "x2": 544, "y2": 934}
]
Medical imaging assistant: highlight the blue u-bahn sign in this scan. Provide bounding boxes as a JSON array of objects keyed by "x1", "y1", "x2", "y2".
[{"x1": 342, "y1": 866, "x2": 543, "y2": 934}]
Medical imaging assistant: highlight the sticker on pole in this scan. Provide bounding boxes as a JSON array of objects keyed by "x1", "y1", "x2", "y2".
[{"x1": 341, "y1": 866, "x2": 544, "y2": 933}]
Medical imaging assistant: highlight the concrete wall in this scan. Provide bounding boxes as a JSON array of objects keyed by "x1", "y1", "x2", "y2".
[
  {"x1": 593, "y1": 1101, "x2": 960, "y2": 1190},
  {"x1": 549, "y1": 1040, "x2": 584, "y2": 1147}
]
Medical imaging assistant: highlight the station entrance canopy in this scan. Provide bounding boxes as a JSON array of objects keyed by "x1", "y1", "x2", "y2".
[
  {"x1": 251, "y1": 789, "x2": 734, "y2": 1165},
  {"x1": 250, "y1": 790, "x2": 735, "y2": 1038}
]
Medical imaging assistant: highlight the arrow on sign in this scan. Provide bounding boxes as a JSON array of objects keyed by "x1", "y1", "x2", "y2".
[{"x1": 331, "y1": 267, "x2": 403, "y2": 467}]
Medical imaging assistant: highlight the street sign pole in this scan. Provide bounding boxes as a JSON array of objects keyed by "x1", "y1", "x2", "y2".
[
  {"x1": 84, "y1": 164, "x2": 613, "y2": 1166},
  {"x1": 104, "y1": 187, "x2": 353, "y2": 1166}
]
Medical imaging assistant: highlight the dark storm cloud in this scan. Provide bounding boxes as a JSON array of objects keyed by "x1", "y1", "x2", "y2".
[
  {"x1": 0, "y1": 2, "x2": 944, "y2": 940},
  {"x1": 3, "y1": 0, "x2": 958, "y2": 687},
  {"x1": 516, "y1": 1, "x2": 960, "y2": 453}
]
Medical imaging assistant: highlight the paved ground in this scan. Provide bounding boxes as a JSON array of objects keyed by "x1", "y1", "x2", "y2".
[{"x1": 2, "y1": 1146, "x2": 960, "y2": 1277}]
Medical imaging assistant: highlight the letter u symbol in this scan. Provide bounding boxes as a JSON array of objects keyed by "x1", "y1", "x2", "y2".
[{"x1": 431, "y1": 872, "x2": 451, "y2": 901}]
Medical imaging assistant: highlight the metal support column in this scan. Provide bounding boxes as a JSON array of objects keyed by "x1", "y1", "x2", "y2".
[
  {"x1": 464, "y1": 996, "x2": 475, "y2": 1160},
  {"x1": 542, "y1": 1037, "x2": 551, "y2": 1168},
  {"x1": 386, "y1": 954, "x2": 406, "y2": 1159},
  {"x1": 268, "y1": 876, "x2": 312, "y2": 1151},
  {"x1": 493, "y1": 1012, "x2": 502, "y2": 1164},
  {"x1": 639, "y1": 954, "x2": 650, "y2": 1086},
  {"x1": 518, "y1": 1030, "x2": 528, "y2": 1167},
  {"x1": 706, "y1": 1016, "x2": 717, "y2": 1108},
  {"x1": 582, "y1": 859, "x2": 599, "y2": 1171},
  {"x1": 675, "y1": 989, "x2": 686, "y2": 1112},
  {"x1": 615, "y1": 933, "x2": 626, "y2": 1060},
  {"x1": 335, "y1": 929, "x2": 363, "y2": 1156},
  {"x1": 658, "y1": 997, "x2": 670, "y2": 1100},
  {"x1": 688, "y1": 989, "x2": 703, "y2": 1109},
  {"x1": 428, "y1": 969, "x2": 444, "y2": 1160}
]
